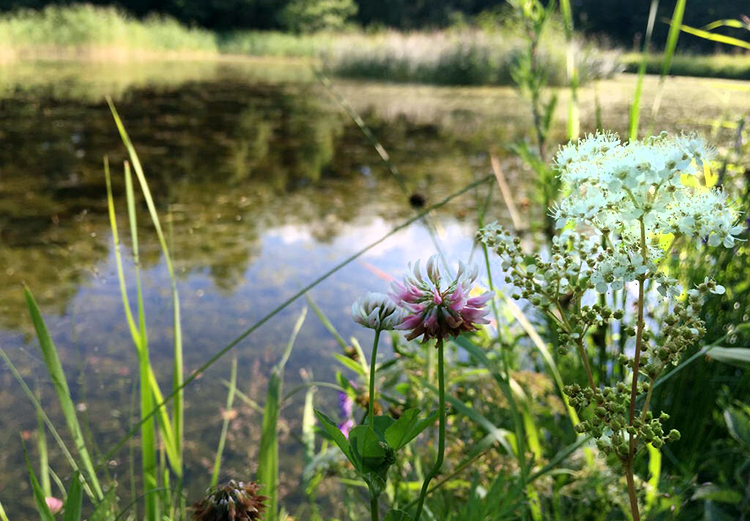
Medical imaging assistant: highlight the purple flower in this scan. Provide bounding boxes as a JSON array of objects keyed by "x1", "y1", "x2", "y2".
[
  {"x1": 338, "y1": 418, "x2": 356, "y2": 439},
  {"x1": 338, "y1": 391, "x2": 354, "y2": 419},
  {"x1": 391, "y1": 255, "x2": 492, "y2": 343}
]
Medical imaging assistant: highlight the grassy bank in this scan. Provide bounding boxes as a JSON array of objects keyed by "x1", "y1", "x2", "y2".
[
  {"x1": 0, "y1": 4, "x2": 619, "y2": 86},
  {"x1": 0, "y1": 4, "x2": 217, "y2": 61},
  {"x1": 622, "y1": 52, "x2": 750, "y2": 81}
]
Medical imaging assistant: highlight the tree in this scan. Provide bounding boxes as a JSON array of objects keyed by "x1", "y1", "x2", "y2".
[{"x1": 279, "y1": 0, "x2": 357, "y2": 33}]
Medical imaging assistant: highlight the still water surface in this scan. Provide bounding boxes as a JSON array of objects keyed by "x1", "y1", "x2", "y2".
[{"x1": 1, "y1": 59, "x2": 749, "y2": 516}]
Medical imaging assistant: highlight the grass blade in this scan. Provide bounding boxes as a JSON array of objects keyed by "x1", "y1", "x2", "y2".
[
  {"x1": 211, "y1": 358, "x2": 238, "y2": 486},
  {"x1": 35, "y1": 386, "x2": 51, "y2": 497},
  {"x1": 629, "y1": 0, "x2": 660, "y2": 140},
  {"x1": 23, "y1": 443, "x2": 55, "y2": 521},
  {"x1": 645, "y1": 443, "x2": 662, "y2": 514},
  {"x1": 0, "y1": 348, "x2": 94, "y2": 499},
  {"x1": 257, "y1": 307, "x2": 307, "y2": 521},
  {"x1": 106, "y1": 98, "x2": 185, "y2": 472},
  {"x1": 23, "y1": 288, "x2": 104, "y2": 500},
  {"x1": 104, "y1": 159, "x2": 179, "y2": 473},
  {"x1": 559, "y1": 0, "x2": 579, "y2": 139},
  {"x1": 63, "y1": 472, "x2": 83, "y2": 521},
  {"x1": 661, "y1": 0, "x2": 687, "y2": 78},
  {"x1": 123, "y1": 162, "x2": 160, "y2": 521},
  {"x1": 0, "y1": 499, "x2": 8, "y2": 521},
  {"x1": 99, "y1": 174, "x2": 494, "y2": 467},
  {"x1": 677, "y1": 22, "x2": 750, "y2": 51}
]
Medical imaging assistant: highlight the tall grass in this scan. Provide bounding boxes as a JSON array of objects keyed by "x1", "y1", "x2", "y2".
[
  {"x1": 621, "y1": 52, "x2": 750, "y2": 81},
  {"x1": 321, "y1": 29, "x2": 621, "y2": 86},
  {"x1": 0, "y1": 4, "x2": 217, "y2": 60}
]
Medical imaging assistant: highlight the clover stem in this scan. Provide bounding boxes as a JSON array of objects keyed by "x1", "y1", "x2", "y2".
[
  {"x1": 370, "y1": 490, "x2": 379, "y2": 521},
  {"x1": 413, "y1": 338, "x2": 446, "y2": 521},
  {"x1": 369, "y1": 329, "x2": 381, "y2": 430}
]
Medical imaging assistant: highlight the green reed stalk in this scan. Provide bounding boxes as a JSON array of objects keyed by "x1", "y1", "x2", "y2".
[
  {"x1": 559, "y1": 0, "x2": 580, "y2": 139},
  {"x1": 107, "y1": 98, "x2": 184, "y2": 477},
  {"x1": 124, "y1": 161, "x2": 160, "y2": 521},
  {"x1": 211, "y1": 358, "x2": 238, "y2": 486},
  {"x1": 629, "y1": 0, "x2": 659, "y2": 140}
]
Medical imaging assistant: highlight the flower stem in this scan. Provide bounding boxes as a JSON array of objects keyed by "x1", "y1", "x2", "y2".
[
  {"x1": 368, "y1": 330, "x2": 382, "y2": 521},
  {"x1": 369, "y1": 329, "x2": 381, "y2": 430},
  {"x1": 370, "y1": 489, "x2": 380, "y2": 521},
  {"x1": 413, "y1": 339, "x2": 446, "y2": 521},
  {"x1": 625, "y1": 219, "x2": 647, "y2": 521},
  {"x1": 625, "y1": 463, "x2": 641, "y2": 521}
]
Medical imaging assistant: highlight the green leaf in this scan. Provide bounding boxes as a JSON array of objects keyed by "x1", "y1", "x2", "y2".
[
  {"x1": 708, "y1": 347, "x2": 750, "y2": 370},
  {"x1": 333, "y1": 353, "x2": 366, "y2": 375},
  {"x1": 677, "y1": 22, "x2": 750, "y2": 51},
  {"x1": 23, "y1": 444, "x2": 55, "y2": 521},
  {"x1": 63, "y1": 473, "x2": 84, "y2": 521},
  {"x1": 692, "y1": 484, "x2": 743, "y2": 504},
  {"x1": 349, "y1": 425, "x2": 386, "y2": 471},
  {"x1": 315, "y1": 410, "x2": 355, "y2": 467},
  {"x1": 372, "y1": 415, "x2": 396, "y2": 441},
  {"x1": 385, "y1": 409, "x2": 439, "y2": 450},
  {"x1": 257, "y1": 307, "x2": 306, "y2": 521},
  {"x1": 384, "y1": 510, "x2": 413, "y2": 521},
  {"x1": 23, "y1": 288, "x2": 104, "y2": 501},
  {"x1": 724, "y1": 406, "x2": 750, "y2": 447},
  {"x1": 662, "y1": 0, "x2": 687, "y2": 77},
  {"x1": 88, "y1": 489, "x2": 117, "y2": 521}
]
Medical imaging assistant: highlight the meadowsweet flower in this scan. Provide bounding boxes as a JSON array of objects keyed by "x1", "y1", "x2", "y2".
[
  {"x1": 351, "y1": 292, "x2": 404, "y2": 331},
  {"x1": 391, "y1": 255, "x2": 491, "y2": 343},
  {"x1": 551, "y1": 131, "x2": 742, "y2": 256},
  {"x1": 45, "y1": 497, "x2": 63, "y2": 515},
  {"x1": 192, "y1": 480, "x2": 267, "y2": 521}
]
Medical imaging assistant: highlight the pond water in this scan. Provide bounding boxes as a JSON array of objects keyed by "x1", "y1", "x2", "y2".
[{"x1": 1, "y1": 58, "x2": 749, "y2": 516}]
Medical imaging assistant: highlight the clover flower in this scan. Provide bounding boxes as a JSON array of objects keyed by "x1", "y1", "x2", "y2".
[
  {"x1": 192, "y1": 480, "x2": 267, "y2": 521},
  {"x1": 391, "y1": 255, "x2": 491, "y2": 343},
  {"x1": 351, "y1": 292, "x2": 405, "y2": 331}
]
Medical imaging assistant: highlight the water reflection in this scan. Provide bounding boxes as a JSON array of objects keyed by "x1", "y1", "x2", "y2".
[{"x1": 1, "y1": 60, "x2": 750, "y2": 516}]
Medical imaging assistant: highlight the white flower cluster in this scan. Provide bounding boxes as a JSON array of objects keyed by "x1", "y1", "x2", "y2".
[{"x1": 552, "y1": 132, "x2": 743, "y2": 251}]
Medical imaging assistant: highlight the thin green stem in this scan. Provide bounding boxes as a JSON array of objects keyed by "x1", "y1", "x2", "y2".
[
  {"x1": 575, "y1": 339, "x2": 597, "y2": 392},
  {"x1": 370, "y1": 491, "x2": 379, "y2": 521},
  {"x1": 413, "y1": 339, "x2": 446, "y2": 521},
  {"x1": 369, "y1": 329, "x2": 381, "y2": 430}
]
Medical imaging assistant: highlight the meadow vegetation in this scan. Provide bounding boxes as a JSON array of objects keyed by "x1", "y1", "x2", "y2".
[{"x1": 1, "y1": 0, "x2": 750, "y2": 520}]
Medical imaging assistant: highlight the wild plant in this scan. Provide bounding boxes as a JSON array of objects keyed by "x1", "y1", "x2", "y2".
[{"x1": 479, "y1": 131, "x2": 743, "y2": 520}]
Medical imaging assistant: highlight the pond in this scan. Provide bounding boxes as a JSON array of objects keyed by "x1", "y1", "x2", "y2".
[{"x1": 1, "y1": 58, "x2": 749, "y2": 516}]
